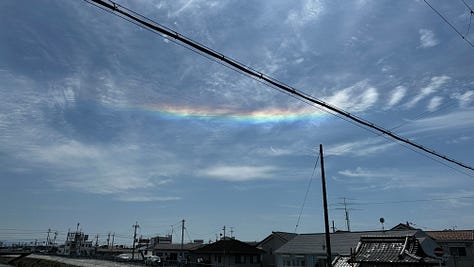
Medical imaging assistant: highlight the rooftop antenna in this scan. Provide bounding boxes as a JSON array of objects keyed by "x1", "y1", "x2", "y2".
[{"x1": 380, "y1": 217, "x2": 385, "y2": 231}]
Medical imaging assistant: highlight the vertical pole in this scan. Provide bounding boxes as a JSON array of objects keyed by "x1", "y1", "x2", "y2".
[
  {"x1": 343, "y1": 198, "x2": 350, "y2": 232},
  {"x1": 132, "y1": 222, "x2": 139, "y2": 260},
  {"x1": 46, "y1": 228, "x2": 51, "y2": 247},
  {"x1": 181, "y1": 219, "x2": 185, "y2": 264},
  {"x1": 320, "y1": 144, "x2": 332, "y2": 267},
  {"x1": 111, "y1": 233, "x2": 115, "y2": 250}
]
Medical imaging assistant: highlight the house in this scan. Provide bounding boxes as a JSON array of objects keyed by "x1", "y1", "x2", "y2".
[
  {"x1": 152, "y1": 242, "x2": 204, "y2": 264},
  {"x1": 346, "y1": 235, "x2": 439, "y2": 267},
  {"x1": 275, "y1": 230, "x2": 440, "y2": 267},
  {"x1": 191, "y1": 238, "x2": 264, "y2": 267},
  {"x1": 426, "y1": 230, "x2": 474, "y2": 267},
  {"x1": 258, "y1": 232, "x2": 297, "y2": 267}
]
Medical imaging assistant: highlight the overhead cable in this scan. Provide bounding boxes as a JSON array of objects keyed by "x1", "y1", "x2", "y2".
[{"x1": 84, "y1": 0, "x2": 474, "y2": 173}]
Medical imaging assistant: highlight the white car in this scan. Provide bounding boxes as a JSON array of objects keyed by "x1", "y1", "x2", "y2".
[{"x1": 145, "y1": 255, "x2": 161, "y2": 265}]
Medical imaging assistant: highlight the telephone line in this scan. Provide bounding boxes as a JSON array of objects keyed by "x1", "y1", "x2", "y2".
[
  {"x1": 424, "y1": 0, "x2": 474, "y2": 48},
  {"x1": 84, "y1": 0, "x2": 474, "y2": 173}
]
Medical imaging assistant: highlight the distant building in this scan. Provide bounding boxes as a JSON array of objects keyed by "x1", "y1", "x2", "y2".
[
  {"x1": 191, "y1": 238, "x2": 264, "y2": 267},
  {"x1": 63, "y1": 231, "x2": 94, "y2": 256}
]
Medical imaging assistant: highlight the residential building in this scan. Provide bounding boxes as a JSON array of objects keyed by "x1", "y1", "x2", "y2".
[
  {"x1": 191, "y1": 238, "x2": 264, "y2": 267},
  {"x1": 258, "y1": 232, "x2": 297, "y2": 267},
  {"x1": 427, "y1": 230, "x2": 474, "y2": 267},
  {"x1": 275, "y1": 229, "x2": 440, "y2": 267},
  {"x1": 345, "y1": 235, "x2": 439, "y2": 267}
]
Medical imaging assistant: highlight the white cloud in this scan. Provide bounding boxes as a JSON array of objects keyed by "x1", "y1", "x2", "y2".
[
  {"x1": 324, "y1": 81, "x2": 378, "y2": 112},
  {"x1": 402, "y1": 108, "x2": 474, "y2": 134},
  {"x1": 198, "y1": 165, "x2": 277, "y2": 182},
  {"x1": 337, "y1": 167, "x2": 448, "y2": 190},
  {"x1": 430, "y1": 190, "x2": 474, "y2": 208},
  {"x1": 452, "y1": 90, "x2": 474, "y2": 107},
  {"x1": 326, "y1": 138, "x2": 397, "y2": 157},
  {"x1": 419, "y1": 29, "x2": 439, "y2": 48},
  {"x1": 427, "y1": 96, "x2": 443, "y2": 111},
  {"x1": 446, "y1": 136, "x2": 472, "y2": 144},
  {"x1": 406, "y1": 75, "x2": 450, "y2": 108},
  {"x1": 286, "y1": 0, "x2": 324, "y2": 27},
  {"x1": 386, "y1": 86, "x2": 406, "y2": 109},
  {"x1": 115, "y1": 195, "x2": 182, "y2": 202}
]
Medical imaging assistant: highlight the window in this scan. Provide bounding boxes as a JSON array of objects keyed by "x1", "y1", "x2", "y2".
[
  {"x1": 449, "y1": 247, "x2": 467, "y2": 257},
  {"x1": 235, "y1": 255, "x2": 246, "y2": 264}
]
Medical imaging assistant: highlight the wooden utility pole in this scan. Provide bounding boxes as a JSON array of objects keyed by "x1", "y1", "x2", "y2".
[
  {"x1": 132, "y1": 222, "x2": 139, "y2": 260},
  {"x1": 320, "y1": 144, "x2": 332, "y2": 267}
]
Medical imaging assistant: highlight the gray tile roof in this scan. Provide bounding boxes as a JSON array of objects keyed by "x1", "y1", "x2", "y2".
[
  {"x1": 351, "y1": 236, "x2": 438, "y2": 264},
  {"x1": 275, "y1": 230, "x2": 420, "y2": 255}
]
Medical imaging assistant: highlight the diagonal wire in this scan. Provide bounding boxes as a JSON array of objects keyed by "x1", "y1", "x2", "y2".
[
  {"x1": 294, "y1": 153, "x2": 320, "y2": 233},
  {"x1": 424, "y1": 0, "x2": 474, "y2": 48}
]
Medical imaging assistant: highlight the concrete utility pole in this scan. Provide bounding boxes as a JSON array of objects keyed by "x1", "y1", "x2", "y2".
[
  {"x1": 343, "y1": 198, "x2": 351, "y2": 232},
  {"x1": 180, "y1": 219, "x2": 185, "y2": 263},
  {"x1": 132, "y1": 222, "x2": 140, "y2": 260},
  {"x1": 46, "y1": 228, "x2": 51, "y2": 247},
  {"x1": 320, "y1": 144, "x2": 332, "y2": 267},
  {"x1": 111, "y1": 233, "x2": 115, "y2": 250}
]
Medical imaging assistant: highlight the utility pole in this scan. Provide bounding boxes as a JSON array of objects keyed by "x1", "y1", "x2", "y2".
[
  {"x1": 223, "y1": 226, "x2": 226, "y2": 239},
  {"x1": 53, "y1": 232, "x2": 57, "y2": 247},
  {"x1": 230, "y1": 227, "x2": 234, "y2": 238},
  {"x1": 111, "y1": 233, "x2": 115, "y2": 250},
  {"x1": 320, "y1": 144, "x2": 332, "y2": 267},
  {"x1": 180, "y1": 220, "x2": 185, "y2": 265},
  {"x1": 343, "y1": 198, "x2": 351, "y2": 232},
  {"x1": 107, "y1": 233, "x2": 110, "y2": 248},
  {"x1": 46, "y1": 228, "x2": 51, "y2": 247},
  {"x1": 132, "y1": 222, "x2": 140, "y2": 260},
  {"x1": 95, "y1": 234, "x2": 99, "y2": 247}
]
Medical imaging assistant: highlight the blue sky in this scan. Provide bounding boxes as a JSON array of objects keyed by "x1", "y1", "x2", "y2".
[{"x1": 1, "y1": 0, "x2": 474, "y2": 245}]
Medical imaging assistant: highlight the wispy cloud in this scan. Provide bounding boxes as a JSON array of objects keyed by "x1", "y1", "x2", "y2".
[
  {"x1": 402, "y1": 108, "x2": 474, "y2": 135},
  {"x1": 286, "y1": 0, "x2": 324, "y2": 27},
  {"x1": 115, "y1": 195, "x2": 182, "y2": 202},
  {"x1": 406, "y1": 75, "x2": 450, "y2": 108},
  {"x1": 452, "y1": 90, "x2": 474, "y2": 107},
  {"x1": 198, "y1": 165, "x2": 278, "y2": 182},
  {"x1": 427, "y1": 96, "x2": 443, "y2": 111},
  {"x1": 419, "y1": 29, "x2": 439, "y2": 48},
  {"x1": 324, "y1": 81, "x2": 378, "y2": 113},
  {"x1": 326, "y1": 138, "x2": 396, "y2": 157},
  {"x1": 386, "y1": 86, "x2": 406, "y2": 109},
  {"x1": 336, "y1": 167, "x2": 448, "y2": 190}
]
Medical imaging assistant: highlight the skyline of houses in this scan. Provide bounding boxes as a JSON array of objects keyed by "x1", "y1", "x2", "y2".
[{"x1": 2, "y1": 222, "x2": 473, "y2": 267}]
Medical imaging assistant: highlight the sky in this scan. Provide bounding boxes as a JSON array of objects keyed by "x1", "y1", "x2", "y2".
[{"x1": 1, "y1": 0, "x2": 474, "y2": 245}]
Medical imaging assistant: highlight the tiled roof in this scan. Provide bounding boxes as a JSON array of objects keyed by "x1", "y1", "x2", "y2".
[
  {"x1": 333, "y1": 255, "x2": 359, "y2": 267},
  {"x1": 275, "y1": 230, "x2": 419, "y2": 255},
  {"x1": 193, "y1": 239, "x2": 264, "y2": 255},
  {"x1": 352, "y1": 236, "x2": 423, "y2": 263},
  {"x1": 426, "y1": 230, "x2": 474, "y2": 241},
  {"x1": 153, "y1": 243, "x2": 204, "y2": 251},
  {"x1": 351, "y1": 235, "x2": 438, "y2": 264}
]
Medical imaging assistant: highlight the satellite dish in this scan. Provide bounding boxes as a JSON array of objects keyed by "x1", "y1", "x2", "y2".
[{"x1": 380, "y1": 217, "x2": 385, "y2": 223}]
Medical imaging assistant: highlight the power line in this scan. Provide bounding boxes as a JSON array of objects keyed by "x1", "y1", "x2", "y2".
[
  {"x1": 84, "y1": 0, "x2": 474, "y2": 174},
  {"x1": 424, "y1": 0, "x2": 474, "y2": 48},
  {"x1": 294, "y1": 153, "x2": 320, "y2": 233}
]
